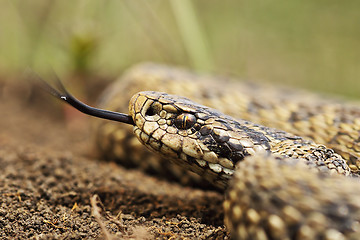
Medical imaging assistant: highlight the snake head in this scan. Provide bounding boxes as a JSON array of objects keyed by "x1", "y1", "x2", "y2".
[{"x1": 129, "y1": 91, "x2": 271, "y2": 189}]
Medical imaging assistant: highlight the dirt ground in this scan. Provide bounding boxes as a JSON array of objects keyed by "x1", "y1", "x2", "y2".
[{"x1": 0, "y1": 80, "x2": 229, "y2": 239}]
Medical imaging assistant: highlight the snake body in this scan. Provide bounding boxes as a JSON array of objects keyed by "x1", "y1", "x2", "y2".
[{"x1": 94, "y1": 63, "x2": 360, "y2": 239}]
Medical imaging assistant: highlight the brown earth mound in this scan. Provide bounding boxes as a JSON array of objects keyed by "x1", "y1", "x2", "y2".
[{"x1": 0, "y1": 81, "x2": 228, "y2": 239}]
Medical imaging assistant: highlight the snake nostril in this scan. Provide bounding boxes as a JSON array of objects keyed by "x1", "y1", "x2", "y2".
[{"x1": 145, "y1": 107, "x2": 155, "y2": 116}]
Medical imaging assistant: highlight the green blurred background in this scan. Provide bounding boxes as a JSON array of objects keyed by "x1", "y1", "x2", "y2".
[{"x1": 1, "y1": 0, "x2": 359, "y2": 98}]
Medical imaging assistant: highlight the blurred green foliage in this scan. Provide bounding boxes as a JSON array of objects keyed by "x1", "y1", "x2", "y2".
[{"x1": 1, "y1": 0, "x2": 359, "y2": 97}]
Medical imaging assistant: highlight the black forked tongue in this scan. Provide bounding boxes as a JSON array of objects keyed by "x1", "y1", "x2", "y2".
[{"x1": 29, "y1": 71, "x2": 135, "y2": 126}]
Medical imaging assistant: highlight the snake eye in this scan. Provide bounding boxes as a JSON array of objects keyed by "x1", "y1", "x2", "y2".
[{"x1": 174, "y1": 113, "x2": 196, "y2": 129}]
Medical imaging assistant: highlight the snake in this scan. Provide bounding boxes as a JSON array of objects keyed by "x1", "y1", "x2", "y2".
[{"x1": 41, "y1": 63, "x2": 360, "y2": 239}]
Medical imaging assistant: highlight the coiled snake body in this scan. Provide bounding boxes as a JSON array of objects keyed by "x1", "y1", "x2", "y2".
[{"x1": 93, "y1": 64, "x2": 360, "y2": 239}]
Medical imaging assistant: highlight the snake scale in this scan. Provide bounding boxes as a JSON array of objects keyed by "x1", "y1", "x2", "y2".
[{"x1": 45, "y1": 63, "x2": 360, "y2": 239}]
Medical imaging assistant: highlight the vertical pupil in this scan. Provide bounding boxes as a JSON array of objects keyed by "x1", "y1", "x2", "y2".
[{"x1": 182, "y1": 116, "x2": 188, "y2": 128}]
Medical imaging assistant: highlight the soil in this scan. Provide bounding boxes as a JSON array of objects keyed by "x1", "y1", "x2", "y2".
[{"x1": 0, "y1": 80, "x2": 229, "y2": 239}]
